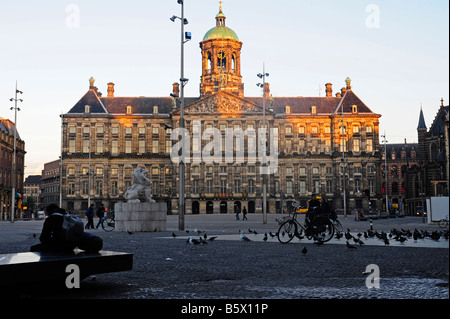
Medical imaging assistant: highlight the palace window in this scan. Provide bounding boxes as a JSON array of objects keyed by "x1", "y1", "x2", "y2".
[
  {"x1": 111, "y1": 181, "x2": 118, "y2": 196},
  {"x1": 248, "y1": 179, "x2": 255, "y2": 193},
  {"x1": 139, "y1": 140, "x2": 146, "y2": 153},
  {"x1": 96, "y1": 139, "x2": 104, "y2": 153},
  {"x1": 326, "y1": 180, "x2": 333, "y2": 194},
  {"x1": 125, "y1": 140, "x2": 132, "y2": 153},
  {"x1": 366, "y1": 139, "x2": 373, "y2": 152},
  {"x1": 152, "y1": 140, "x2": 159, "y2": 153},
  {"x1": 353, "y1": 139, "x2": 360, "y2": 152},
  {"x1": 96, "y1": 181, "x2": 103, "y2": 195},
  {"x1": 69, "y1": 140, "x2": 76, "y2": 153},
  {"x1": 126, "y1": 106, "x2": 132, "y2": 115},
  {"x1": 299, "y1": 181, "x2": 306, "y2": 194},
  {"x1": 286, "y1": 181, "x2": 293, "y2": 194},
  {"x1": 112, "y1": 140, "x2": 119, "y2": 154}
]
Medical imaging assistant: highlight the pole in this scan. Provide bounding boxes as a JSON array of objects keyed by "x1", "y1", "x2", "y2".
[
  {"x1": 383, "y1": 132, "x2": 389, "y2": 213},
  {"x1": 341, "y1": 103, "x2": 347, "y2": 219},
  {"x1": 59, "y1": 114, "x2": 64, "y2": 208},
  {"x1": 262, "y1": 64, "x2": 267, "y2": 224},
  {"x1": 178, "y1": 1, "x2": 186, "y2": 230},
  {"x1": 11, "y1": 81, "x2": 18, "y2": 223}
]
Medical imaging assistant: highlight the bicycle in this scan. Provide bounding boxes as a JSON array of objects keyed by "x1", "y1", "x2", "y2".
[
  {"x1": 438, "y1": 216, "x2": 449, "y2": 229},
  {"x1": 277, "y1": 203, "x2": 335, "y2": 244},
  {"x1": 102, "y1": 212, "x2": 115, "y2": 232}
]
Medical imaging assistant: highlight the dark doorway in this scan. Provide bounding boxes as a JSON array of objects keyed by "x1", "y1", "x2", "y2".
[
  {"x1": 192, "y1": 201, "x2": 200, "y2": 215},
  {"x1": 206, "y1": 201, "x2": 214, "y2": 214},
  {"x1": 220, "y1": 201, "x2": 227, "y2": 214},
  {"x1": 248, "y1": 201, "x2": 255, "y2": 214}
]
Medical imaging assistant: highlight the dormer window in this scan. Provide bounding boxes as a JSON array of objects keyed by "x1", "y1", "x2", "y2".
[
  {"x1": 84, "y1": 105, "x2": 90, "y2": 114},
  {"x1": 311, "y1": 106, "x2": 316, "y2": 115},
  {"x1": 352, "y1": 105, "x2": 358, "y2": 114},
  {"x1": 153, "y1": 106, "x2": 159, "y2": 114},
  {"x1": 126, "y1": 106, "x2": 132, "y2": 115},
  {"x1": 285, "y1": 106, "x2": 291, "y2": 114}
]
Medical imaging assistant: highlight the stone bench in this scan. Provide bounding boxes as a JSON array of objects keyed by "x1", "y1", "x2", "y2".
[{"x1": 0, "y1": 250, "x2": 133, "y2": 288}]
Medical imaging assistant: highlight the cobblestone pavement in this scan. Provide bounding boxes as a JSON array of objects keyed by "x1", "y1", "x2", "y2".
[{"x1": 0, "y1": 214, "x2": 448, "y2": 300}]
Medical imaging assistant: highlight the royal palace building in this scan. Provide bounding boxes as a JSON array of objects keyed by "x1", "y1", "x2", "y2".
[{"x1": 61, "y1": 7, "x2": 383, "y2": 215}]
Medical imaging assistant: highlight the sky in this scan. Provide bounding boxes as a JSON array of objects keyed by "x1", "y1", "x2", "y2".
[{"x1": 0, "y1": 0, "x2": 448, "y2": 178}]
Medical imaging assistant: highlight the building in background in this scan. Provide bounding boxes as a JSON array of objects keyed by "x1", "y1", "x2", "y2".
[
  {"x1": 39, "y1": 160, "x2": 60, "y2": 210},
  {"x1": 0, "y1": 117, "x2": 25, "y2": 220},
  {"x1": 23, "y1": 175, "x2": 41, "y2": 218},
  {"x1": 60, "y1": 6, "x2": 382, "y2": 215}
]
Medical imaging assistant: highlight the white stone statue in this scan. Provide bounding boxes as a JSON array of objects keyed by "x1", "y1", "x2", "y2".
[{"x1": 124, "y1": 167, "x2": 156, "y2": 203}]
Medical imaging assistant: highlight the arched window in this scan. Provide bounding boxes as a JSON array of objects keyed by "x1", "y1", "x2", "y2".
[
  {"x1": 207, "y1": 52, "x2": 212, "y2": 71},
  {"x1": 232, "y1": 53, "x2": 236, "y2": 72}
]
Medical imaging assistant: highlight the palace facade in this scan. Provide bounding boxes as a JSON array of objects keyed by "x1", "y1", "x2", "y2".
[{"x1": 60, "y1": 7, "x2": 382, "y2": 215}]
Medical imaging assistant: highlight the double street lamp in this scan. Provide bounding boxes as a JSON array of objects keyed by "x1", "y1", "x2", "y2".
[
  {"x1": 9, "y1": 81, "x2": 23, "y2": 223},
  {"x1": 171, "y1": 0, "x2": 191, "y2": 230},
  {"x1": 257, "y1": 66, "x2": 269, "y2": 224}
]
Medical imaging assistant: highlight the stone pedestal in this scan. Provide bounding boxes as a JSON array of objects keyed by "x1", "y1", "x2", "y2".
[{"x1": 115, "y1": 202, "x2": 167, "y2": 232}]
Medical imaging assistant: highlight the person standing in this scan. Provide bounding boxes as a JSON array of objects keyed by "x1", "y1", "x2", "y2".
[
  {"x1": 242, "y1": 206, "x2": 248, "y2": 220},
  {"x1": 95, "y1": 203, "x2": 105, "y2": 229},
  {"x1": 85, "y1": 204, "x2": 95, "y2": 229}
]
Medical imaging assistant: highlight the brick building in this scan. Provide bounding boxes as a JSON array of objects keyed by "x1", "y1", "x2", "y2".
[{"x1": 0, "y1": 117, "x2": 25, "y2": 220}]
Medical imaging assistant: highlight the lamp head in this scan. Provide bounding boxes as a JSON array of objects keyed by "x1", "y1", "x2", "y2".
[{"x1": 170, "y1": 15, "x2": 177, "y2": 22}]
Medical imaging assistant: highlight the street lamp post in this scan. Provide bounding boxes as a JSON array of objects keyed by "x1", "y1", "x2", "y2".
[
  {"x1": 257, "y1": 65, "x2": 269, "y2": 224},
  {"x1": 382, "y1": 132, "x2": 389, "y2": 213},
  {"x1": 171, "y1": 0, "x2": 190, "y2": 230},
  {"x1": 339, "y1": 107, "x2": 347, "y2": 218},
  {"x1": 9, "y1": 81, "x2": 23, "y2": 223}
]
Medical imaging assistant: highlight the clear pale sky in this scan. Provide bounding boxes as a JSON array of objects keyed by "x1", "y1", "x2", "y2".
[{"x1": 0, "y1": 0, "x2": 448, "y2": 177}]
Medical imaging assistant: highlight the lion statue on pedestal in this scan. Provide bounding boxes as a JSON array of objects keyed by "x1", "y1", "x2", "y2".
[{"x1": 124, "y1": 167, "x2": 156, "y2": 203}]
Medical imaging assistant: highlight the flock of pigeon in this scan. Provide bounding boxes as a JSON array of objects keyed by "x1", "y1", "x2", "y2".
[
  {"x1": 172, "y1": 226, "x2": 449, "y2": 252},
  {"x1": 340, "y1": 227, "x2": 449, "y2": 250}
]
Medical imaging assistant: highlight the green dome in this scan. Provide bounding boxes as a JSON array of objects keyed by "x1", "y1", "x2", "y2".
[{"x1": 203, "y1": 26, "x2": 239, "y2": 42}]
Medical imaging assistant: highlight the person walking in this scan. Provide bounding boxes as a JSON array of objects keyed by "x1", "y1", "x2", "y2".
[
  {"x1": 95, "y1": 203, "x2": 106, "y2": 229},
  {"x1": 85, "y1": 204, "x2": 95, "y2": 229},
  {"x1": 242, "y1": 206, "x2": 248, "y2": 220}
]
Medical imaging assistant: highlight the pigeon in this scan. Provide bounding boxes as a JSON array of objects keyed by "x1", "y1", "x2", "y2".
[
  {"x1": 248, "y1": 228, "x2": 258, "y2": 235},
  {"x1": 32, "y1": 233, "x2": 37, "y2": 238},
  {"x1": 194, "y1": 228, "x2": 202, "y2": 235},
  {"x1": 208, "y1": 236, "x2": 217, "y2": 241},
  {"x1": 127, "y1": 230, "x2": 134, "y2": 235},
  {"x1": 240, "y1": 230, "x2": 251, "y2": 241},
  {"x1": 301, "y1": 247, "x2": 307, "y2": 255},
  {"x1": 263, "y1": 233, "x2": 268, "y2": 241},
  {"x1": 269, "y1": 232, "x2": 276, "y2": 238},
  {"x1": 335, "y1": 231, "x2": 343, "y2": 239},
  {"x1": 203, "y1": 233, "x2": 208, "y2": 239},
  {"x1": 383, "y1": 238, "x2": 390, "y2": 246},
  {"x1": 171, "y1": 232, "x2": 177, "y2": 238},
  {"x1": 187, "y1": 236, "x2": 201, "y2": 245},
  {"x1": 346, "y1": 241, "x2": 357, "y2": 250}
]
